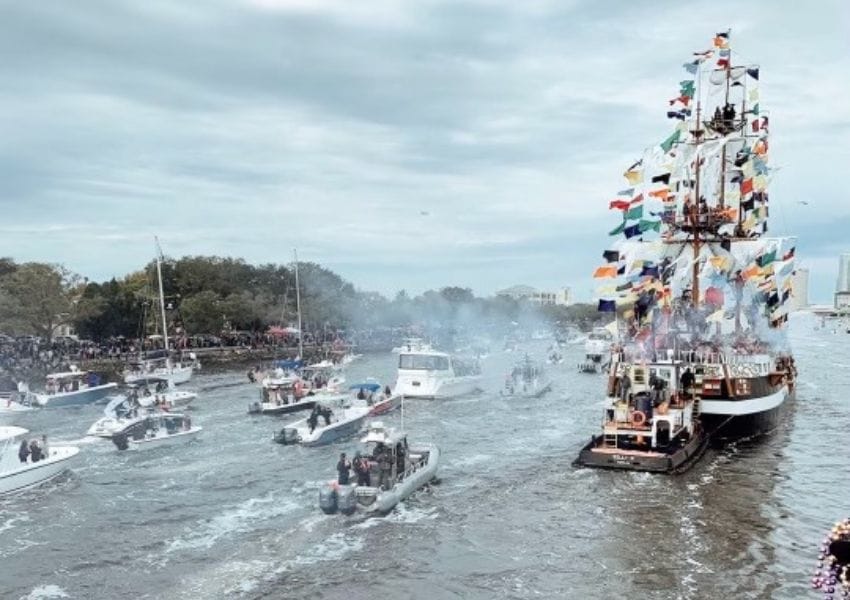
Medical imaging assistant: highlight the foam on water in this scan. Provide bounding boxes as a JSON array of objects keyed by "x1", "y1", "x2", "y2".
[{"x1": 19, "y1": 585, "x2": 69, "y2": 600}]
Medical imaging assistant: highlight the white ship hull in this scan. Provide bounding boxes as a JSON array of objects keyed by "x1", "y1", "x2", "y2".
[
  {"x1": 0, "y1": 446, "x2": 80, "y2": 496},
  {"x1": 394, "y1": 374, "x2": 482, "y2": 399},
  {"x1": 126, "y1": 366, "x2": 193, "y2": 386},
  {"x1": 126, "y1": 426, "x2": 203, "y2": 450}
]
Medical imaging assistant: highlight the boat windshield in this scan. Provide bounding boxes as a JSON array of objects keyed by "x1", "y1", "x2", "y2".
[{"x1": 398, "y1": 354, "x2": 449, "y2": 370}]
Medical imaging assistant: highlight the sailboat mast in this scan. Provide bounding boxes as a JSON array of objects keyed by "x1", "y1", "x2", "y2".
[
  {"x1": 154, "y1": 237, "x2": 170, "y2": 353},
  {"x1": 294, "y1": 249, "x2": 303, "y2": 359},
  {"x1": 692, "y1": 97, "x2": 702, "y2": 310},
  {"x1": 719, "y1": 47, "x2": 732, "y2": 209}
]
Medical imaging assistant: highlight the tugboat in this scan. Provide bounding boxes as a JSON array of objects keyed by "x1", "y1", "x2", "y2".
[
  {"x1": 501, "y1": 355, "x2": 552, "y2": 398},
  {"x1": 318, "y1": 422, "x2": 439, "y2": 515},
  {"x1": 575, "y1": 31, "x2": 797, "y2": 473}
]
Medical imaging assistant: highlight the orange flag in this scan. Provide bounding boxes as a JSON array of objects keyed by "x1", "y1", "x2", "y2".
[
  {"x1": 593, "y1": 265, "x2": 618, "y2": 278},
  {"x1": 649, "y1": 188, "x2": 669, "y2": 200}
]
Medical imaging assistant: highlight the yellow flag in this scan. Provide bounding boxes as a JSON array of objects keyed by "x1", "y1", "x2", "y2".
[{"x1": 624, "y1": 169, "x2": 643, "y2": 185}]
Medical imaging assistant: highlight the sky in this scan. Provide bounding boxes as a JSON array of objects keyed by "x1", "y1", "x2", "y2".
[{"x1": 1, "y1": 0, "x2": 849, "y2": 303}]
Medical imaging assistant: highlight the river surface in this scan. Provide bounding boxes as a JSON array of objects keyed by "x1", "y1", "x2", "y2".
[{"x1": 1, "y1": 313, "x2": 848, "y2": 599}]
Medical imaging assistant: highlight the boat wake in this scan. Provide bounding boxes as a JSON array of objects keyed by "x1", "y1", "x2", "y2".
[{"x1": 18, "y1": 585, "x2": 69, "y2": 600}]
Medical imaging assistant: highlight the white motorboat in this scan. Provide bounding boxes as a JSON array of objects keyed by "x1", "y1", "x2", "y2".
[
  {"x1": 579, "y1": 327, "x2": 615, "y2": 373},
  {"x1": 348, "y1": 380, "x2": 402, "y2": 416},
  {"x1": 319, "y1": 422, "x2": 439, "y2": 515},
  {"x1": 121, "y1": 376, "x2": 197, "y2": 409},
  {"x1": 249, "y1": 374, "x2": 318, "y2": 415},
  {"x1": 111, "y1": 413, "x2": 201, "y2": 450},
  {"x1": 393, "y1": 340, "x2": 482, "y2": 399},
  {"x1": 299, "y1": 361, "x2": 345, "y2": 394},
  {"x1": 31, "y1": 367, "x2": 118, "y2": 408},
  {"x1": 0, "y1": 426, "x2": 80, "y2": 496},
  {"x1": 0, "y1": 390, "x2": 35, "y2": 413},
  {"x1": 274, "y1": 400, "x2": 370, "y2": 447},
  {"x1": 501, "y1": 355, "x2": 553, "y2": 398}
]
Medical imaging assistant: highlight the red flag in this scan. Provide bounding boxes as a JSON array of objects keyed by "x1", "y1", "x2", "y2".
[
  {"x1": 630, "y1": 193, "x2": 644, "y2": 205},
  {"x1": 741, "y1": 178, "x2": 754, "y2": 195},
  {"x1": 609, "y1": 200, "x2": 630, "y2": 210},
  {"x1": 717, "y1": 58, "x2": 730, "y2": 69}
]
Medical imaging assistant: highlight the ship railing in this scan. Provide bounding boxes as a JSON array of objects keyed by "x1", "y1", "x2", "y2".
[{"x1": 615, "y1": 349, "x2": 771, "y2": 368}]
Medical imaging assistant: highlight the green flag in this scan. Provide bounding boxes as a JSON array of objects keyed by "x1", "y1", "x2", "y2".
[
  {"x1": 752, "y1": 102, "x2": 760, "y2": 116},
  {"x1": 625, "y1": 204, "x2": 643, "y2": 220},
  {"x1": 660, "y1": 129, "x2": 681, "y2": 152},
  {"x1": 639, "y1": 219, "x2": 662, "y2": 233},
  {"x1": 679, "y1": 80, "x2": 695, "y2": 97},
  {"x1": 609, "y1": 220, "x2": 626, "y2": 236}
]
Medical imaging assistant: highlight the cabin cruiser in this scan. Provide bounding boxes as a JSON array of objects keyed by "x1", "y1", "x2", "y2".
[
  {"x1": 348, "y1": 380, "x2": 402, "y2": 416},
  {"x1": 124, "y1": 353, "x2": 199, "y2": 386},
  {"x1": 274, "y1": 399, "x2": 369, "y2": 447},
  {"x1": 0, "y1": 426, "x2": 80, "y2": 496},
  {"x1": 111, "y1": 413, "x2": 201, "y2": 450},
  {"x1": 393, "y1": 340, "x2": 482, "y2": 399},
  {"x1": 87, "y1": 394, "x2": 156, "y2": 438},
  {"x1": 574, "y1": 358, "x2": 708, "y2": 473},
  {"x1": 30, "y1": 367, "x2": 118, "y2": 408},
  {"x1": 501, "y1": 355, "x2": 552, "y2": 398},
  {"x1": 123, "y1": 377, "x2": 196, "y2": 409},
  {"x1": 299, "y1": 360, "x2": 345, "y2": 394},
  {"x1": 319, "y1": 422, "x2": 439, "y2": 515},
  {"x1": 579, "y1": 327, "x2": 614, "y2": 373}
]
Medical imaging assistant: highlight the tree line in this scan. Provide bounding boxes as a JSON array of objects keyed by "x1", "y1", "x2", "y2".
[{"x1": 0, "y1": 256, "x2": 601, "y2": 342}]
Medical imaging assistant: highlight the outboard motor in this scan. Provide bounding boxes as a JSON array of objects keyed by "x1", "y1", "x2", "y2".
[
  {"x1": 112, "y1": 432, "x2": 129, "y2": 451},
  {"x1": 318, "y1": 486, "x2": 338, "y2": 514},
  {"x1": 273, "y1": 428, "x2": 299, "y2": 445},
  {"x1": 247, "y1": 401, "x2": 261, "y2": 414},
  {"x1": 336, "y1": 486, "x2": 357, "y2": 515}
]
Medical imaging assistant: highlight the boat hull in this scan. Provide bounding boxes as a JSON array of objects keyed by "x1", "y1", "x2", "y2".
[
  {"x1": 123, "y1": 427, "x2": 203, "y2": 450},
  {"x1": 574, "y1": 429, "x2": 708, "y2": 474},
  {"x1": 248, "y1": 399, "x2": 317, "y2": 415},
  {"x1": 278, "y1": 409, "x2": 370, "y2": 446},
  {"x1": 394, "y1": 375, "x2": 482, "y2": 399},
  {"x1": 0, "y1": 446, "x2": 80, "y2": 496},
  {"x1": 368, "y1": 394, "x2": 402, "y2": 416},
  {"x1": 36, "y1": 383, "x2": 118, "y2": 408},
  {"x1": 125, "y1": 366, "x2": 193, "y2": 386},
  {"x1": 699, "y1": 384, "x2": 791, "y2": 441}
]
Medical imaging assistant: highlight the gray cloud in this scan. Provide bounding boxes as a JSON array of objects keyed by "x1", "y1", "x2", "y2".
[{"x1": 1, "y1": 0, "x2": 848, "y2": 302}]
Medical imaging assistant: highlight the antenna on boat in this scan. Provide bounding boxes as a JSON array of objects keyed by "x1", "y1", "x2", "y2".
[
  {"x1": 293, "y1": 249, "x2": 303, "y2": 361},
  {"x1": 154, "y1": 237, "x2": 170, "y2": 357}
]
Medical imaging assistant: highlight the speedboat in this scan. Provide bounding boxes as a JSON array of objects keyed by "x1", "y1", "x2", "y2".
[
  {"x1": 348, "y1": 380, "x2": 402, "y2": 416},
  {"x1": 274, "y1": 401, "x2": 369, "y2": 447},
  {"x1": 299, "y1": 360, "x2": 345, "y2": 394},
  {"x1": 31, "y1": 367, "x2": 118, "y2": 408},
  {"x1": 248, "y1": 374, "x2": 318, "y2": 415},
  {"x1": 393, "y1": 340, "x2": 482, "y2": 399},
  {"x1": 120, "y1": 377, "x2": 197, "y2": 409},
  {"x1": 579, "y1": 327, "x2": 614, "y2": 373},
  {"x1": 501, "y1": 355, "x2": 552, "y2": 398},
  {"x1": 319, "y1": 422, "x2": 439, "y2": 515},
  {"x1": 111, "y1": 413, "x2": 201, "y2": 450},
  {"x1": 0, "y1": 426, "x2": 80, "y2": 496}
]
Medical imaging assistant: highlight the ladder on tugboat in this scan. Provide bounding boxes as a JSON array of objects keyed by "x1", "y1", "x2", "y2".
[
  {"x1": 603, "y1": 426, "x2": 617, "y2": 448},
  {"x1": 692, "y1": 394, "x2": 701, "y2": 416}
]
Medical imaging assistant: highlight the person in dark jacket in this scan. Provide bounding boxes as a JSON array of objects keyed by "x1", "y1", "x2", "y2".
[
  {"x1": 353, "y1": 452, "x2": 371, "y2": 486},
  {"x1": 29, "y1": 439, "x2": 43, "y2": 462},
  {"x1": 680, "y1": 367, "x2": 696, "y2": 398},
  {"x1": 18, "y1": 439, "x2": 29, "y2": 463},
  {"x1": 337, "y1": 453, "x2": 351, "y2": 485}
]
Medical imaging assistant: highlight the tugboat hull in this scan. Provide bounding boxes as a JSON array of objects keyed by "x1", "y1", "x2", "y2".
[
  {"x1": 700, "y1": 384, "x2": 792, "y2": 442},
  {"x1": 574, "y1": 428, "x2": 708, "y2": 474}
]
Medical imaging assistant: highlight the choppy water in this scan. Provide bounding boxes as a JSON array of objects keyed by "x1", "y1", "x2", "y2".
[{"x1": 1, "y1": 313, "x2": 848, "y2": 599}]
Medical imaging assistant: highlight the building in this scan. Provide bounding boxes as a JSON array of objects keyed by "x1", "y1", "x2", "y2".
[
  {"x1": 789, "y1": 268, "x2": 809, "y2": 311},
  {"x1": 496, "y1": 285, "x2": 572, "y2": 306},
  {"x1": 836, "y1": 291, "x2": 850, "y2": 311},
  {"x1": 838, "y1": 253, "x2": 850, "y2": 293}
]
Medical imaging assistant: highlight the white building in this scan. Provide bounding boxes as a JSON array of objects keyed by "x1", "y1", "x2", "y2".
[
  {"x1": 496, "y1": 285, "x2": 572, "y2": 306},
  {"x1": 790, "y1": 268, "x2": 809, "y2": 311},
  {"x1": 838, "y1": 253, "x2": 850, "y2": 292},
  {"x1": 836, "y1": 291, "x2": 850, "y2": 311}
]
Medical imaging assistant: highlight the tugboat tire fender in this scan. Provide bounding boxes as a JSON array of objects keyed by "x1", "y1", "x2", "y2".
[{"x1": 631, "y1": 411, "x2": 647, "y2": 427}]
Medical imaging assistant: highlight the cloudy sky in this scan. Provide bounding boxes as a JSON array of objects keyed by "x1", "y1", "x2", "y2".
[{"x1": 2, "y1": 0, "x2": 848, "y2": 302}]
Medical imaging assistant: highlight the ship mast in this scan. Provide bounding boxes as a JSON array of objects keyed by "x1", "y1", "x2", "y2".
[{"x1": 690, "y1": 69, "x2": 704, "y2": 310}]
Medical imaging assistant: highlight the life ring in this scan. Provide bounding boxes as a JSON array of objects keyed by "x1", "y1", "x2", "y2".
[{"x1": 631, "y1": 410, "x2": 647, "y2": 427}]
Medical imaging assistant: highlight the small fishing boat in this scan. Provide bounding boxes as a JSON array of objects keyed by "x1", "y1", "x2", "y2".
[
  {"x1": 111, "y1": 413, "x2": 201, "y2": 450},
  {"x1": 501, "y1": 355, "x2": 552, "y2": 398},
  {"x1": 274, "y1": 401, "x2": 369, "y2": 447},
  {"x1": 248, "y1": 374, "x2": 318, "y2": 415},
  {"x1": 299, "y1": 360, "x2": 346, "y2": 394},
  {"x1": 578, "y1": 327, "x2": 613, "y2": 374},
  {"x1": 319, "y1": 422, "x2": 439, "y2": 515},
  {"x1": 348, "y1": 380, "x2": 401, "y2": 416},
  {"x1": 0, "y1": 426, "x2": 80, "y2": 496},
  {"x1": 122, "y1": 377, "x2": 197, "y2": 409},
  {"x1": 31, "y1": 368, "x2": 118, "y2": 408}
]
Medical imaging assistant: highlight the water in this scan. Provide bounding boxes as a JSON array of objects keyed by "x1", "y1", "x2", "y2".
[{"x1": 1, "y1": 314, "x2": 847, "y2": 599}]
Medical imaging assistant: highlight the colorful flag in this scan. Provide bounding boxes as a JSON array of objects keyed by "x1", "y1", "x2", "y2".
[
  {"x1": 624, "y1": 169, "x2": 643, "y2": 185},
  {"x1": 609, "y1": 221, "x2": 626, "y2": 236},
  {"x1": 609, "y1": 199, "x2": 630, "y2": 211},
  {"x1": 746, "y1": 67, "x2": 759, "y2": 80},
  {"x1": 660, "y1": 129, "x2": 681, "y2": 152},
  {"x1": 757, "y1": 250, "x2": 777, "y2": 267},
  {"x1": 638, "y1": 219, "x2": 662, "y2": 233},
  {"x1": 626, "y1": 204, "x2": 643, "y2": 220},
  {"x1": 652, "y1": 173, "x2": 671, "y2": 184},
  {"x1": 782, "y1": 246, "x2": 795, "y2": 261},
  {"x1": 683, "y1": 61, "x2": 699, "y2": 74},
  {"x1": 617, "y1": 188, "x2": 634, "y2": 197},
  {"x1": 740, "y1": 178, "x2": 754, "y2": 195},
  {"x1": 602, "y1": 250, "x2": 620, "y2": 263},
  {"x1": 597, "y1": 299, "x2": 616, "y2": 313},
  {"x1": 624, "y1": 224, "x2": 642, "y2": 239},
  {"x1": 593, "y1": 265, "x2": 618, "y2": 278},
  {"x1": 630, "y1": 193, "x2": 644, "y2": 205},
  {"x1": 648, "y1": 188, "x2": 669, "y2": 199}
]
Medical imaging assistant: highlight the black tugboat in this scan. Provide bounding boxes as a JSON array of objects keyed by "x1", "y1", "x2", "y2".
[{"x1": 575, "y1": 31, "x2": 797, "y2": 474}]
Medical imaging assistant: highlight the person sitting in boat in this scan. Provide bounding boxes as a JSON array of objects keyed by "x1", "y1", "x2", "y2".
[
  {"x1": 337, "y1": 453, "x2": 351, "y2": 485},
  {"x1": 384, "y1": 385, "x2": 391, "y2": 397},
  {"x1": 156, "y1": 380, "x2": 167, "y2": 393},
  {"x1": 357, "y1": 387, "x2": 366, "y2": 401},
  {"x1": 377, "y1": 448, "x2": 393, "y2": 491},
  {"x1": 18, "y1": 439, "x2": 29, "y2": 463},
  {"x1": 353, "y1": 452, "x2": 371, "y2": 486}
]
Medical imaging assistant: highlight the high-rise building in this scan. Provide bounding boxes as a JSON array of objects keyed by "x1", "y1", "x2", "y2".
[
  {"x1": 790, "y1": 268, "x2": 809, "y2": 310},
  {"x1": 837, "y1": 253, "x2": 850, "y2": 292}
]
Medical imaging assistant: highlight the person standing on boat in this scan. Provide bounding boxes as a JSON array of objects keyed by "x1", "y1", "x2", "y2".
[
  {"x1": 337, "y1": 453, "x2": 351, "y2": 485},
  {"x1": 18, "y1": 439, "x2": 29, "y2": 463},
  {"x1": 680, "y1": 367, "x2": 695, "y2": 399},
  {"x1": 619, "y1": 371, "x2": 631, "y2": 403},
  {"x1": 353, "y1": 452, "x2": 371, "y2": 486}
]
